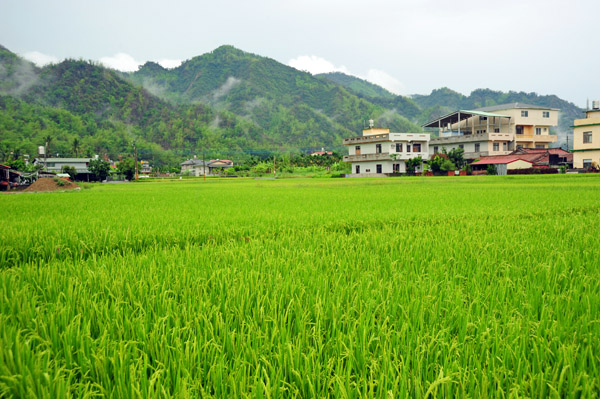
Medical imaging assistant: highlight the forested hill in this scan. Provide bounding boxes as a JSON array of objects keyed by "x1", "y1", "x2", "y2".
[
  {"x1": 128, "y1": 45, "x2": 420, "y2": 142},
  {"x1": 0, "y1": 44, "x2": 584, "y2": 168}
]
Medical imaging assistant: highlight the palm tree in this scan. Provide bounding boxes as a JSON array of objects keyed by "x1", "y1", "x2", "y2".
[{"x1": 72, "y1": 138, "x2": 80, "y2": 157}]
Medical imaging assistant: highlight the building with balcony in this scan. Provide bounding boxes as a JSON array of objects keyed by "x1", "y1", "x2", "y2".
[
  {"x1": 423, "y1": 103, "x2": 559, "y2": 160},
  {"x1": 572, "y1": 100, "x2": 600, "y2": 169},
  {"x1": 343, "y1": 126, "x2": 430, "y2": 175}
]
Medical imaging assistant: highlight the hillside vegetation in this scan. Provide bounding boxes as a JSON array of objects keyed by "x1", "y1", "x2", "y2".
[{"x1": 0, "y1": 44, "x2": 583, "y2": 168}]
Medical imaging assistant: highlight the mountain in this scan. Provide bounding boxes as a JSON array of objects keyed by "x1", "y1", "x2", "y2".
[
  {"x1": 0, "y1": 44, "x2": 584, "y2": 168},
  {"x1": 127, "y1": 45, "x2": 421, "y2": 148}
]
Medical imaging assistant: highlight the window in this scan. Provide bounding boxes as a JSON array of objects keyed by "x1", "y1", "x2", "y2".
[
  {"x1": 376, "y1": 144, "x2": 382, "y2": 154},
  {"x1": 493, "y1": 143, "x2": 500, "y2": 151},
  {"x1": 393, "y1": 163, "x2": 400, "y2": 173},
  {"x1": 413, "y1": 143, "x2": 421, "y2": 152},
  {"x1": 583, "y1": 159, "x2": 592, "y2": 169},
  {"x1": 516, "y1": 126, "x2": 524, "y2": 135},
  {"x1": 458, "y1": 144, "x2": 464, "y2": 149},
  {"x1": 536, "y1": 144, "x2": 545, "y2": 149},
  {"x1": 355, "y1": 165, "x2": 360, "y2": 174},
  {"x1": 516, "y1": 145, "x2": 523, "y2": 150},
  {"x1": 543, "y1": 111, "x2": 550, "y2": 118},
  {"x1": 396, "y1": 143, "x2": 403, "y2": 152},
  {"x1": 583, "y1": 132, "x2": 593, "y2": 143},
  {"x1": 406, "y1": 145, "x2": 411, "y2": 153},
  {"x1": 503, "y1": 142, "x2": 507, "y2": 150},
  {"x1": 355, "y1": 145, "x2": 361, "y2": 154},
  {"x1": 434, "y1": 146, "x2": 439, "y2": 153},
  {"x1": 535, "y1": 127, "x2": 542, "y2": 135},
  {"x1": 376, "y1": 164, "x2": 382, "y2": 173},
  {"x1": 479, "y1": 116, "x2": 487, "y2": 121},
  {"x1": 521, "y1": 110, "x2": 529, "y2": 117},
  {"x1": 494, "y1": 128, "x2": 500, "y2": 133},
  {"x1": 474, "y1": 143, "x2": 480, "y2": 152}
]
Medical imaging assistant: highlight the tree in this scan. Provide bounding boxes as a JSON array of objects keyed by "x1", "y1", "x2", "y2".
[
  {"x1": 44, "y1": 135, "x2": 53, "y2": 158},
  {"x1": 61, "y1": 165, "x2": 77, "y2": 180},
  {"x1": 117, "y1": 157, "x2": 140, "y2": 181},
  {"x1": 445, "y1": 147, "x2": 466, "y2": 169},
  {"x1": 88, "y1": 158, "x2": 111, "y2": 181},
  {"x1": 405, "y1": 156, "x2": 423, "y2": 175},
  {"x1": 486, "y1": 164, "x2": 497, "y2": 175},
  {"x1": 440, "y1": 159, "x2": 456, "y2": 172},
  {"x1": 429, "y1": 154, "x2": 445, "y2": 173},
  {"x1": 72, "y1": 138, "x2": 80, "y2": 157}
]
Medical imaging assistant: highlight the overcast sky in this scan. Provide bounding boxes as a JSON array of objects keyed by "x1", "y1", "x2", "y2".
[{"x1": 1, "y1": 0, "x2": 599, "y2": 107}]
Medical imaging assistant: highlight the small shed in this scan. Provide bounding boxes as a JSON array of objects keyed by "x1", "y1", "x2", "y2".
[{"x1": 471, "y1": 157, "x2": 533, "y2": 175}]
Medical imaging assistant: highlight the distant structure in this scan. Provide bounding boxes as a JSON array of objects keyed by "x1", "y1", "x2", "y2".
[
  {"x1": 343, "y1": 125, "x2": 430, "y2": 175},
  {"x1": 423, "y1": 103, "x2": 559, "y2": 160},
  {"x1": 181, "y1": 158, "x2": 234, "y2": 176},
  {"x1": 32, "y1": 157, "x2": 97, "y2": 180},
  {"x1": 572, "y1": 100, "x2": 600, "y2": 169}
]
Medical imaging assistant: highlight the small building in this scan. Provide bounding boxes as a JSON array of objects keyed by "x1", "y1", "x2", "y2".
[
  {"x1": 140, "y1": 161, "x2": 152, "y2": 174},
  {"x1": 181, "y1": 159, "x2": 234, "y2": 176},
  {"x1": 0, "y1": 164, "x2": 21, "y2": 191},
  {"x1": 471, "y1": 156, "x2": 534, "y2": 175},
  {"x1": 423, "y1": 103, "x2": 559, "y2": 160},
  {"x1": 343, "y1": 124, "x2": 430, "y2": 175},
  {"x1": 572, "y1": 100, "x2": 600, "y2": 169},
  {"x1": 33, "y1": 157, "x2": 95, "y2": 180}
]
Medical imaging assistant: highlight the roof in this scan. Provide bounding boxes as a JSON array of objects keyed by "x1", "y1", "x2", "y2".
[
  {"x1": 476, "y1": 102, "x2": 559, "y2": 112},
  {"x1": 471, "y1": 156, "x2": 533, "y2": 165},
  {"x1": 181, "y1": 159, "x2": 207, "y2": 166},
  {"x1": 422, "y1": 109, "x2": 510, "y2": 128},
  {"x1": 34, "y1": 157, "x2": 93, "y2": 163}
]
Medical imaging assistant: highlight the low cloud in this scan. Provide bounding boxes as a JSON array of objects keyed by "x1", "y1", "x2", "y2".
[
  {"x1": 21, "y1": 51, "x2": 59, "y2": 67},
  {"x1": 212, "y1": 76, "x2": 241, "y2": 101},
  {"x1": 100, "y1": 53, "x2": 143, "y2": 72},
  {"x1": 288, "y1": 55, "x2": 349, "y2": 75},
  {"x1": 288, "y1": 55, "x2": 405, "y2": 95},
  {"x1": 156, "y1": 59, "x2": 182, "y2": 69},
  {"x1": 365, "y1": 69, "x2": 405, "y2": 95}
]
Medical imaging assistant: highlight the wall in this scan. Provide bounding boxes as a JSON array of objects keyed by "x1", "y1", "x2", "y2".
[{"x1": 572, "y1": 113, "x2": 600, "y2": 168}]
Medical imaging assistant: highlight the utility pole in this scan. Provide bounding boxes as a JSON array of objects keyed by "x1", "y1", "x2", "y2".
[
  {"x1": 133, "y1": 142, "x2": 138, "y2": 180},
  {"x1": 203, "y1": 148, "x2": 206, "y2": 181},
  {"x1": 273, "y1": 155, "x2": 276, "y2": 178}
]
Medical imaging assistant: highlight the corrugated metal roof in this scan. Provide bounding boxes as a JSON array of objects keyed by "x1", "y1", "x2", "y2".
[
  {"x1": 476, "y1": 102, "x2": 559, "y2": 112},
  {"x1": 423, "y1": 109, "x2": 510, "y2": 128}
]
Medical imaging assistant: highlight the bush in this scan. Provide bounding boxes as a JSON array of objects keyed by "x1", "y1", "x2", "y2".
[
  {"x1": 486, "y1": 164, "x2": 497, "y2": 175},
  {"x1": 508, "y1": 168, "x2": 558, "y2": 175},
  {"x1": 440, "y1": 159, "x2": 456, "y2": 172},
  {"x1": 53, "y1": 176, "x2": 67, "y2": 187}
]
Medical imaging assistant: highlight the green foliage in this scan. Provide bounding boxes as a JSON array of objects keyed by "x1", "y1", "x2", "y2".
[
  {"x1": 61, "y1": 165, "x2": 77, "y2": 180},
  {"x1": 116, "y1": 157, "x2": 140, "y2": 180},
  {"x1": 87, "y1": 158, "x2": 111, "y2": 181},
  {"x1": 440, "y1": 159, "x2": 456, "y2": 172},
  {"x1": 445, "y1": 147, "x2": 466, "y2": 169},
  {"x1": 429, "y1": 154, "x2": 445, "y2": 173},
  {"x1": 405, "y1": 156, "x2": 423, "y2": 174},
  {"x1": 487, "y1": 164, "x2": 498, "y2": 175},
  {"x1": 52, "y1": 176, "x2": 67, "y2": 186}
]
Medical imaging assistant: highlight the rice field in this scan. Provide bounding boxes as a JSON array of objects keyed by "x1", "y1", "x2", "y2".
[{"x1": 1, "y1": 175, "x2": 599, "y2": 398}]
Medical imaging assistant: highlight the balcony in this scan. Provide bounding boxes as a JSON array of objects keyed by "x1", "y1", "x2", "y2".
[
  {"x1": 515, "y1": 134, "x2": 557, "y2": 143},
  {"x1": 343, "y1": 134, "x2": 390, "y2": 145},
  {"x1": 430, "y1": 132, "x2": 514, "y2": 144},
  {"x1": 344, "y1": 152, "x2": 428, "y2": 162}
]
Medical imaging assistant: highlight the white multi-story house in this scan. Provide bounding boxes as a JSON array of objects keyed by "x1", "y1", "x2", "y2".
[
  {"x1": 572, "y1": 100, "x2": 600, "y2": 169},
  {"x1": 423, "y1": 103, "x2": 559, "y2": 160},
  {"x1": 343, "y1": 125, "x2": 430, "y2": 175}
]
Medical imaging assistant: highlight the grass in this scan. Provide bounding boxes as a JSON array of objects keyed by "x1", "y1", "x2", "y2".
[{"x1": 1, "y1": 175, "x2": 599, "y2": 398}]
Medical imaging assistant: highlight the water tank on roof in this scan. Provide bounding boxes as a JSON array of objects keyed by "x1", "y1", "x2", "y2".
[
  {"x1": 593, "y1": 100, "x2": 600, "y2": 110},
  {"x1": 38, "y1": 146, "x2": 45, "y2": 155}
]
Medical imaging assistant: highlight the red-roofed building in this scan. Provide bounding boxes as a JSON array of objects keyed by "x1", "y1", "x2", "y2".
[{"x1": 470, "y1": 148, "x2": 571, "y2": 174}]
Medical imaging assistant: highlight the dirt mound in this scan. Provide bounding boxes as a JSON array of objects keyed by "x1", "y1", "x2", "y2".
[{"x1": 25, "y1": 177, "x2": 80, "y2": 192}]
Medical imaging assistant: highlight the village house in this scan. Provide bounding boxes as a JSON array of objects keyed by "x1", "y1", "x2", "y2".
[
  {"x1": 33, "y1": 157, "x2": 97, "y2": 180},
  {"x1": 572, "y1": 100, "x2": 600, "y2": 169},
  {"x1": 470, "y1": 148, "x2": 572, "y2": 175},
  {"x1": 423, "y1": 103, "x2": 559, "y2": 160},
  {"x1": 343, "y1": 122, "x2": 430, "y2": 175},
  {"x1": 180, "y1": 158, "x2": 234, "y2": 176}
]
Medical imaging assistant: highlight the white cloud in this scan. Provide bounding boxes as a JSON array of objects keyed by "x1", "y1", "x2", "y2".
[
  {"x1": 365, "y1": 69, "x2": 405, "y2": 95},
  {"x1": 288, "y1": 55, "x2": 349, "y2": 75},
  {"x1": 156, "y1": 59, "x2": 182, "y2": 69},
  {"x1": 99, "y1": 53, "x2": 142, "y2": 72},
  {"x1": 21, "y1": 51, "x2": 59, "y2": 66}
]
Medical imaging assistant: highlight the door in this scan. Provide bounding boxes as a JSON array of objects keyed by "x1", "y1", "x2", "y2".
[{"x1": 355, "y1": 165, "x2": 360, "y2": 174}]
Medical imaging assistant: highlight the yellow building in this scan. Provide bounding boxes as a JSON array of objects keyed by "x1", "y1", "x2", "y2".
[
  {"x1": 423, "y1": 103, "x2": 559, "y2": 160},
  {"x1": 572, "y1": 101, "x2": 600, "y2": 169}
]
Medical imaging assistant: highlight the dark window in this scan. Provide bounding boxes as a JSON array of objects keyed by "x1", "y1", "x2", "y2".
[
  {"x1": 521, "y1": 110, "x2": 529, "y2": 117},
  {"x1": 583, "y1": 159, "x2": 592, "y2": 169},
  {"x1": 543, "y1": 111, "x2": 550, "y2": 118},
  {"x1": 535, "y1": 127, "x2": 542, "y2": 135},
  {"x1": 479, "y1": 116, "x2": 487, "y2": 121},
  {"x1": 376, "y1": 164, "x2": 382, "y2": 173},
  {"x1": 413, "y1": 143, "x2": 421, "y2": 152},
  {"x1": 583, "y1": 132, "x2": 593, "y2": 143},
  {"x1": 376, "y1": 144, "x2": 382, "y2": 154},
  {"x1": 434, "y1": 146, "x2": 439, "y2": 153},
  {"x1": 458, "y1": 144, "x2": 464, "y2": 149},
  {"x1": 355, "y1": 165, "x2": 360, "y2": 174},
  {"x1": 396, "y1": 143, "x2": 402, "y2": 152},
  {"x1": 493, "y1": 143, "x2": 499, "y2": 151},
  {"x1": 516, "y1": 126, "x2": 524, "y2": 135},
  {"x1": 406, "y1": 145, "x2": 411, "y2": 153},
  {"x1": 474, "y1": 143, "x2": 480, "y2": 152}
]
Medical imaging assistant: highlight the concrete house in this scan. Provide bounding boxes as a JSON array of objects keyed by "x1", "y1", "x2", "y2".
[
  {"x1": 423, "y1": 103, "x2": 559, "y2": 160},
  {"x1": 343, "y1": 123, "x2": 430, "y2": 176},
  {"x1": 181, "y1": 159, "x2": 234, "y2": 176},
  {"x1": 33, "y1": 157, "x2": 96, "y2": 180},
  {"x1": 572, "y1": 100, "x2": 600, "y2": 169}
]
